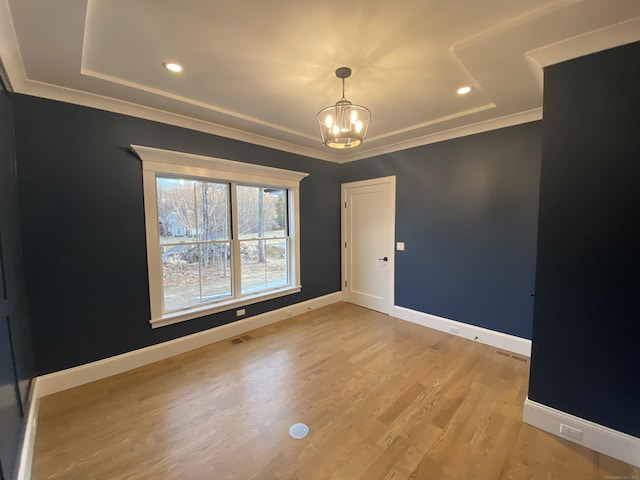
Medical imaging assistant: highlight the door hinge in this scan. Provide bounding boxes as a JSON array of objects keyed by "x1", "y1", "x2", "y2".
[
  {"x1": 345, "y1": 242, "x2": 347, "y2": 248},
  {"x1": 344, "y1": 280, "x2": 347, "y2": 287},
  {"x1": 344, "y1": 201, "x2": 347, "y2": 208}
]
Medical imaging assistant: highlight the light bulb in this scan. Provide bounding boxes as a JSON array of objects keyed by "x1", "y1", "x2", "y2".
[{"x1": 325, "y1": 115, "x2": 333, "y2": 128}]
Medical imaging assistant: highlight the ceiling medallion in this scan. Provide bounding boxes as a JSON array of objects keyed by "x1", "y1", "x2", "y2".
[{"x1": 316, "y1": 67, "x2": 371, "y2": 149}]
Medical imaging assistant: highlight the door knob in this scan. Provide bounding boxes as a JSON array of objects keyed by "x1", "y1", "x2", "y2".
[{"x1": 378, "y1": 256, "x2": 388, "y2": 261}]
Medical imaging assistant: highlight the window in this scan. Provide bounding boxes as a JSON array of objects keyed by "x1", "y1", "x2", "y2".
[
  {"x1": 132, "y1": 145, "x2": 308, "y2": 327},
  {"x1": 157, "y1": 178, "x2": 232, "y2": 312}
]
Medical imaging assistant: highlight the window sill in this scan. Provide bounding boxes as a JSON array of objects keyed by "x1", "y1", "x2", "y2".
[{"x1": 150, "y1": 285, "x2": 301, "y2": 328}]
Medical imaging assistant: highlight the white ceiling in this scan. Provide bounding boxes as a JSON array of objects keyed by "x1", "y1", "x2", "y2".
[{"x1": 1, "y1": 0, "x2": 639, "y2": 163}]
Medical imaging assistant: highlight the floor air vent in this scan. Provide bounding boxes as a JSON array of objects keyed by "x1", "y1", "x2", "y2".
[
  {"x1": 228, "y1": 334, "x2": 252, "y2": 346},
  {"x1": 496, "y1": 351, "x2": 529, "y2": 363}
]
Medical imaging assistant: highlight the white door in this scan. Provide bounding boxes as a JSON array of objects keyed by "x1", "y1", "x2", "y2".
[{"x1": 342, "y1": 176, "x2": 395, "y2": 314}]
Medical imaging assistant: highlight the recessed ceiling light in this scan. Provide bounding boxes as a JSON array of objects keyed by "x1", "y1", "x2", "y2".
[
  {"x1": 457, "y1": 86, "x2": 472, "y2": 95},
  {"x1": 163, "y1": 62, "x2": 183, "y2": 73}
]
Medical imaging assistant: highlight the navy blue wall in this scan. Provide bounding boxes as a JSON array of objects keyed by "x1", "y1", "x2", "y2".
[
  {"x1": 0, "y1": 83, "x2": 36, "y2": 478},
  {"x1": 529, "y1": 42, "x2": 640, "y2": 437},
  {"x1": 14, "y1": 94, "x2": 542, "y2": 380},
  {"x1": 341, "y1": 122, "x2": 541, "y2": 339},
  {"x1": 14, "y1": 95, "x2": 341, "y2": 374}
]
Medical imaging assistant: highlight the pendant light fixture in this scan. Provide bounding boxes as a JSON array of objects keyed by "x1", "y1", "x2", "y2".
[{"x1": 316, "y1": 67, "x2": 371, "y2": 149}]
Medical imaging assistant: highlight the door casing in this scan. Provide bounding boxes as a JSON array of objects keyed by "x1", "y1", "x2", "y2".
[{"x1": 341, "y1": 175, "x2": 396, "y2": 314}]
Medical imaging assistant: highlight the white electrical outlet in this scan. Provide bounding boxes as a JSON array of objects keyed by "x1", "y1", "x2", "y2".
[
  {"x1": 397, "y1": 242, "x2": 405, "y2": 251},
  {"x1": 559, "y1": 423, "x2": 583, "y2": 441},
  {"x1": 236, "y1": 309, "x2": 246, "y2": 317}
]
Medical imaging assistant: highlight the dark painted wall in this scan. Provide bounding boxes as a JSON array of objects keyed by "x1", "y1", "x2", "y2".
[
  {"x1": 0, "y1": 83, "x2": 36, "y2": 478},
  {"x1": 14, "y1": 95, "x2": 341, "y2": 374},
  {"x1": 13, "y1": 95, "x2": 542, "y2": 382},
  {"x1": 341, "y1": 122, "x2": 541, "y2": 339},
  {"x1": 529, "y1": 42, "x2": 640, "y2": 437}
]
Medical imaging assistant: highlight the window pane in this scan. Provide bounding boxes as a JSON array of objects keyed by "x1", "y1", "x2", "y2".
[
  {"x1": 240, "y1": 239, "x2": 288, "y2": 294},
  {"x1": 157, "y1": 177, "x2": 198, "y2": 244},
  {"x1": 240, "y1": 239, "x2": 264, "y2": 294},
  {"x1": 161, "y1": 244, "x2": 200, "y2": 312},
  {"x1": 265, "y1": 238, "x2": 288, "y2": 289},
  {"x1": 200, "y1": 243, "x2": 232, "y2": 302},
  {"x1": 237, "y1": 186, "x2": 287, "y2": 239},
  {"x1": 265, "y1": 188, "x2": 287, "y2": 237},
  {"x1": 196, "y1": 182, "x2": 230, "y2": 241},
  {"x1": 161, "y1": 243, "x2": 232, "y2": 312}
]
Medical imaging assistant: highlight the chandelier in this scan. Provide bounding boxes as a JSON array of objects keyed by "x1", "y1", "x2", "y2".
[{"x1": 316, "y1": 67, "x2": 371, "y2": 149}]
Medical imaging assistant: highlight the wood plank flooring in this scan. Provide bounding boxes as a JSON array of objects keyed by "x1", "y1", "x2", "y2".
[{"x1": 32, "y1": 302, "x2": 639, "y2": 479}]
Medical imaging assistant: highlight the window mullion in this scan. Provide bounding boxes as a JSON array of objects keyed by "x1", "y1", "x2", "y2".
[
  {"x1": 230, "y1": 182, "x2": 242, "y2": 298},
  {"x1": 194, "y1": 182, "x2": 203, "y2": 303}
]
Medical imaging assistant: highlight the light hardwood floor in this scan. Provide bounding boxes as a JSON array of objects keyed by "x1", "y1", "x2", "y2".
[{"x1": 32, "y1": 302, "x2": 639, "y2": 479}]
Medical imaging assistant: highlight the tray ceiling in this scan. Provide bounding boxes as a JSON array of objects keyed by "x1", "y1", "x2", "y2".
[{"x1": 1, "y1": 0, "x2": 639, "y2": 162}]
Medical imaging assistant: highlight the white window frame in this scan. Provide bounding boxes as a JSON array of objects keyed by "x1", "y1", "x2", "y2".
[{"x1": 132, "y1": 145, "x2": 308, "y2": 328}]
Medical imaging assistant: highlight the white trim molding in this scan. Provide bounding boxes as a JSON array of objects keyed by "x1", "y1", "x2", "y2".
[
  {"x1": 130, "y1": 145, "x2": 309, "y2": 187},
  {"x1": 131, "y1": 145, "x2": 309, "y2": 327},
  {"x1": 16, "y1": 293, "x2": 341, "y2": 479},
  {"x1": 337, "y1": 109, "x2": 543, "y2": 164},
  {"x1": 15, "y1": 379, "x2": 40, "y2": 480},
  {"x1": 341, "y1": 176, "x2": 396, "y2": 316},
  {"x1": 37, "y1": 292, "x2": 342, "y2": 397},
  {"x1": 393, "y1": 306, "x2": 531, "y2": 357},
  {"x1": 524, "y1": 397, "x2": 640, "y2": 468}
]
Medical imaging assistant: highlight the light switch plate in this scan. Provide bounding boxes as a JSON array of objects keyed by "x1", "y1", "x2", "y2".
[{"x1": 397, "y1": 242, "x2": 405, "y2": 251}]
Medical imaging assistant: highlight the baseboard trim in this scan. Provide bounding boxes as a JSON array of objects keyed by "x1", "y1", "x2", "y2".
[
  {"x1": 393, "y1": 306, "x2": 531, "y2": 356},
  {"x1": 15, "y1": 378, "x2": 40, "y2": 480},
  {"x1": 37, "y1": 292, "x2": 342, "y2": 397},
  {"x1": 523, "y1": 397, "x2": 640, "y2": 467}
]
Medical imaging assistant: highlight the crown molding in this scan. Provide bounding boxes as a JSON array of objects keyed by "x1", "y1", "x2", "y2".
[
  {"x1": 526, "y1": 16, "x2": 640, "y2": 69},
  {"x1": 23, "y1": 77, "x2": 343, "y2": 162},
  {"x1": 0, "y1": 0, "x2": 540, "y2": 163},
  {"x1": 3, "y1": 0, "x2": 639, "y2": 164},
  {"x1": 10, "y1": 75, "x2": 545, "y2": 164},
  {"x1": 334, "y1": 108, "x2": 543, "y2": 163}
]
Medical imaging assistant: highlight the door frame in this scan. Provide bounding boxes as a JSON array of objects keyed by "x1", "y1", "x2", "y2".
[{"x1": 341, "y1": 175, "x2": 396, "y2": 314}]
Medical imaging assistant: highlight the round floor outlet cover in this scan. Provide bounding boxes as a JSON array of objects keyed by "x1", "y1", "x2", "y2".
[{"x1": 288, "y1": 423, "x2": 309, "y2": 439}]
